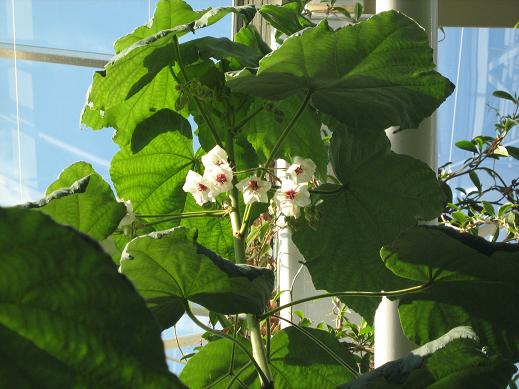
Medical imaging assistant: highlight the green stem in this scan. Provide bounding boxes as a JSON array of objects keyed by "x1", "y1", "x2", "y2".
[
  {"x1": 137, "y1": 210, "x2": 226, "y2": 219},
  {"x1": 137, "y1": 211, "x2": 226, "y2": 229},
  {"x1": 225, "y1": 361, "x2": 253, "y2": 389},
  {"x1": 259, "y1": 281, "x2": 432, "y2": 320},
  {"x1": 272, "y1": 314, "x2": 359, "y2": 377},
  {"x1": 264, "y1": 89, "x2": 313, "y2": 169},
  {"x1": 246, "y1": 315, "x2": 273, "y2": 387},
  {"x1": 184, "y1": 302, "x2": 270, "y2": 385},
  {"x1": 172, "y1": 36, "x2": 223, "y2": 147},
  {"x1": 309, "y1": 185, "x2": 346, "y2": 195},
  {"x1": 231, "y1": 106, "x2": 265, "y2": 135}
]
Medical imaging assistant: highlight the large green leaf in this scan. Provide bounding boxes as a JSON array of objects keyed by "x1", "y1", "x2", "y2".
[
  {"x1": 245, "y1": 96, "x2": 327, "y2": 177},
  {"x1": 120, "y1": 227, "x2": 274, "y2": 329},
  {"x1": 381, "y1": 226, "x2": 519, "y2": 360},
  {"x1": 114, "y1": 0, "x2": 256, "y2": 54},
  {"x1": 234, "y1": 24, "x2": 271, "y2": 58},
  {"x1": 24, "y1": 162, "x2": 125, "y2": 241},
  {"x1": 180, "y1": 326, "x2": 357, "y2": 388},
  {"x1": 111, "y1": 131, "x2": 234, "y2": 258},
  {"x1": 81, "y1": 25, "x2": 191, "y2": 146},
  {"x1": 227, "y1": 11, "x2": 454, "y2": 132},
  {"x1": 111, "y1": 131, "x2": 194, "y2": 220},
  {"x1": 0, "y1": 207, "x2": 184, "y2": 388},
  {"x1": 339, "y1": 328, "x2": 515, "y2": 388},
  {"x1": 292, "y1": 129, "x2": 445, "y2": 321}
]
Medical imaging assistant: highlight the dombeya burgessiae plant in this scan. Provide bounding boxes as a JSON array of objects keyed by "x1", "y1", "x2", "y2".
[{"x1": 1, "y1": 1, "x2": 518, "y2": 388}]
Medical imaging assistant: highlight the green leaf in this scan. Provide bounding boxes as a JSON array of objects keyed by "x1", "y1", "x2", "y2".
[
  {"x1": 0, "y1": 207, "x2": 184, "y2": 388},
  {"x1": 180, "y1": 326, "x2": 357, "y2": 388},
  {"x1": 259, "y1": 3, "x2": 315, "y2": 36},
  {"x1": 234, "y1": 24, "x2": 272, "y2": 58},
  {"x1": 492, "y1": 90, "x2": 516, "y2": 103},
  {"x1": 114, "y1": 0, "x2": 256, "y2": 54},
  {"x1": 482, "y1": 201, "x2": 495, "y2": 216},
  {"x1": 469, "y1": 170, "x2": 482, "y2": 192},
  {"x1": 114, "y1": 0, "x2": 207, "y2": 54},
  {"x1": 354, "y1": 2, "x2": 363, "y2": 20},
  {"x1": 506, "y1": 146, "x2": 519, "y2": 160},
  {"x1": 227, "y1": 11, "x2": 454, "y2": 132},
  {"x1": 455, "y1": 140, "x2": 478, "y2": 153},
  {"x1": 381, "y1": 226, "x2": 519, "y2": 359},
  {"x1": 245, "y1": 96, "x2": 328, "y2": 178},
  {"x1": 131, "y1": 109, "x2": 192, "y2": 153},
  {"x1": 493, "y1": 145, "x2": 509, "y2": 157},
  {"x1": 81, "y1": 25, "x2": 192, "y2": 146},
  {"x1": 120, "y1": 227, "x2": 274, "y2": 329},
  {"x1": 26, "y1": 162, "x2": 126, "y2": 241},
  {"x1": 111, "y1": 131, "x2": 194, "y2": 222},
  {"x1": 339, "y1": 331, "x2": 515, "y2": 388},
  {"x1": 292, "y1": 128, "x2": 445, "y2": 321}
]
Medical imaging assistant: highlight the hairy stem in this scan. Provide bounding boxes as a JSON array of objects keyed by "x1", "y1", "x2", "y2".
[
  {"x1": 260, "y1": 281, "x2": 432, "y2": 320},
  {"x1": 184, "y1": 302, "x2": 270, "y2": 385},
  {"x1": 172, "y1": 36, "x2": 223, "y2": 147}
]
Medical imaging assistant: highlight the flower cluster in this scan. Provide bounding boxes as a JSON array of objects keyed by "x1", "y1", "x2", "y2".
[
  {"x1": 182, "y1": 145, "x2": 234, "y2": 206},
  {"x1": 183, "y1": 146, "x2": 316, "y2": 218},
  {"x1": 273, "y1": 157, "x2": 315, "y2": 218}
]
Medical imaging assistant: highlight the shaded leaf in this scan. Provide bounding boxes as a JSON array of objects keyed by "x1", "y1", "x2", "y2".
[
  {"x1": 26, "y1": 162, "x2": 125, "y2": 241},
  {"x1": 180, "y1": 326, "x2": 357, "y2": 388},
  {"x1": 506, "y1": 146, "x2": 519, "y2": 160},
  {"x1": 259, "y1": 3, "x2": 315, "y2": 36},
  {"x1": 381, "y1": 226, "x2": 519, "y2": 359},
  {"x1": 492, "y1": 90, "x2": 516, "y2": 103},
  {"x1": 227, "y1": 11, "x2": 454, "y2": 132},
  {"x1": 455, "y1": 140, "x2": 478, "y2": 153},
  {"x1": 292, "y1": 128, "x2": 445, "y2": 321},
  {"x1": 120, "y1": 227, "x2": 274, "y2": 329},
  {"x1": 0, "y1": 207, "x2": 184, "y2": 388},
  {"x1": 234, "y1": 24, "x2": 272, "y2": 58}
]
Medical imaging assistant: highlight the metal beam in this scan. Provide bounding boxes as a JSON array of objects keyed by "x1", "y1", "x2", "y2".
[
  {"x1": 438, "y1": 0, "x2": 519, "y2": 28},
  {"x1": 0, "y1": 42, "x2": 110, "y2": 68}
]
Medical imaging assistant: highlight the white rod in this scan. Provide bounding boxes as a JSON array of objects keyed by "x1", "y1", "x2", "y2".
[{"x1": 374, "y1": 0, "x2": 439, "y2": 367}]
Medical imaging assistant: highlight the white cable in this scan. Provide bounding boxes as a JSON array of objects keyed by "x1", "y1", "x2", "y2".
[
  {"x1": 447, "y1": 27, "x2": 465, "y2": 166},
  {"x1": 11, "y1": 0, "x2": 23, "y2": 203}
]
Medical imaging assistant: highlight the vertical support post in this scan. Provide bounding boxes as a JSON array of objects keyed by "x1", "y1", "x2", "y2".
[{"x1": 374, "y1": 0, "x2": 439, "y2": 367}]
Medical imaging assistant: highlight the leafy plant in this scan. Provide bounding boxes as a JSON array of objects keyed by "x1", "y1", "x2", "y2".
[{"x1": 2, "y1": 1, "x2": 518, "y2": 388}]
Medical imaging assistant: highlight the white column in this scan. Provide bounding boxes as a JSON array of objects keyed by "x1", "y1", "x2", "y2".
[{"x1": 374, "y1": 0, "x2": 439, "y2": 367}]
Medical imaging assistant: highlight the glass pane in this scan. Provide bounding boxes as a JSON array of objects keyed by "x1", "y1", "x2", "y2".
[
  {"x1": 2, "y1": 0, "x2": 149, "y2": 54},
  {"x1": 437, "y1": 27, "x2": 519, "y2": 189}
]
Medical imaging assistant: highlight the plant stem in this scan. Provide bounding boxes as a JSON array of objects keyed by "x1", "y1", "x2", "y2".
[
  {"x1": 272, "y1": 314, "x2": 359, "y2": 377},
  {"x1": 225, "y1": 361, "x2": 253, "y2": 389},
  {"x1": 137, "y1": 210, "x2": 226, "y2": 218},
  {"x1": 172, "y1": 36, "x2": 223, "y2": 147},
  {"x1": 264, "y1": 89, "x2": 313, "y2": 169},
  {"x1": 184, "y1": 302, "x2": 270, "y2": 385},
  {"x1": 231, "y1": 105, "x2": 265, "y2": 135},
  {"x1": 259, "y1": 281, "x2": 432, "y2": 320},
  {"x1": 136, "y1": 210, "x2": 226, "y2": 229}
]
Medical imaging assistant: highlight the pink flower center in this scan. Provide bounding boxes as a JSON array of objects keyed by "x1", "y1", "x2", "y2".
[
  {"x1": 248, "y1": 180, "x2": 260, "y2": 191},
  {"x1": 216, "y1": 173, "x2": 227, "y2": 184},
  {"x1": 284, "y1": 189, "x2": 297, "y2": 200},
  {"x1": 198, "y1": 183, "x2": 208, "y2": 191},
  {"x1": 294, "y1": 166, "x2": 304, "y2": 176}
]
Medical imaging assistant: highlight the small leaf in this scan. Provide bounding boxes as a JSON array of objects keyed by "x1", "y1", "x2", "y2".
[
  {"x1": 493, "y1": 145, "x2": 509, "y2": 157},
  {"x1": 455, "y1": 140, "x2": 478, "y2": 153},
  {"x1": 498, "y1": 203, "x2": 515, "y2": 217},
  {"x1": 493, "y1": 90, "x2": 516, "y2": 103},
  {"x1": 482, "y1": 201, "x2": 495, "y2": 216},
  {"x1": 469, "y1": 170, "x2": 482, "y2": 192},
  {"x1": 354, "y1": 2, "x2": 363, "y2": 20},
  {"x1": 506, "y1": 146, "x2": 519, "y2": 160}
]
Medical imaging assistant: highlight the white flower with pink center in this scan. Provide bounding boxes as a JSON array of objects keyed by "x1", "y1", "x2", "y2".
[
  {"x1": 182, "y1": 170, "x2": 215, "y2": 206},
  {"x1": 236, "y1": 176, "x2": 272, "y2": 205},
  {"x1": 287, "y1": 156, "x2": 316, "y2": 184},
  {"x1": 274, "y1": 179, "x2": 311, "y2": 218},
  {"x1": 204, "y1": 166, "x2": 234, "y2": 196},
  {"x1": 201, "y1": 145, "x2": 231, "y2": 170}
]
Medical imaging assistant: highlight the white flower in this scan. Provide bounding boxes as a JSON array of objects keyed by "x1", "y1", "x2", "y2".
[
  {"x1": 182, "y1": 170, "x2": 215, "y2": 206},
  {"x1": 236, "y1": 176, "x2": 272, "y2": 205},
  {"x1": 201, "y1": 145, "x2": 231, "y2": 170},
  {"x1": 287, "y1": 157, "x2": 316, "y2": 184},
  {"x1": 274, "y1": 179, "x2": 311, "y2": 218},
  {"x1": 204, "y1": 166, "x2": 234, "y2": 196}
]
